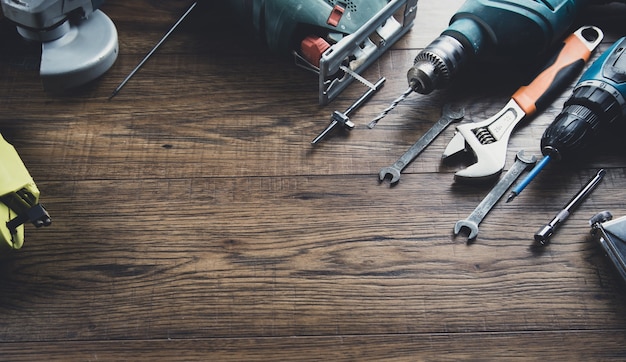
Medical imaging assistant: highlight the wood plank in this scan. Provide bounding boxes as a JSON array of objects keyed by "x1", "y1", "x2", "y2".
[
  {"x1": 1, "y1": 331, "x2": 626, "y2": 361},
  {"x1": 0, "y1": 172, "x2": 625, "y2": 342}
]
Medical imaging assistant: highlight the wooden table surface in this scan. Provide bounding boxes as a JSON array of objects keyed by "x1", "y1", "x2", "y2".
[{"x1": 1, "y1": 1, "x2": 626, "y2": 360}]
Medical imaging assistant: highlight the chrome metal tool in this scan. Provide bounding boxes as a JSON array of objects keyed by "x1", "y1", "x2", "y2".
[
  {"x1": 454, "y1": 151, "x2": 536, "y2": 242},
  {"x1": 534, "y1": 169, "x2": 606, "y2": 245},
  {"x1": 312, "y1": 77, "x2": 386, "y2": 144},
  {"x1": 368, "y1": 87, "x2": 413, "y2": 128},
  {"x1": 378, "y1": 104, "x2": 464, "y2": 184},
  {"x1": 442, "y1": 26, "x2": 602, "y2": 182},
  {"x1": 109, "y1": 2, "x2": 197, "y2": 99}
]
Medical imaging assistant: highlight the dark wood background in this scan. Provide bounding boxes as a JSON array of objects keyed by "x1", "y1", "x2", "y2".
[{"x1": 1, "y1": 0, "x2": 626, "y2": 360}]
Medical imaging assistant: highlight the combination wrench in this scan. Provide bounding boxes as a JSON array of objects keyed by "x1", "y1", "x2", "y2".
[
  {"x1": 379, "y1": 104, "x2": 464, "y2": 184},
  {"x1": 454, "y1": 150, "x2": 536, "y2": 242}
]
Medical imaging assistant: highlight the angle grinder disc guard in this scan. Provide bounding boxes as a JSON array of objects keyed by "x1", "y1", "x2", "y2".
[{"x1": 40, "y1": 10, "x2": 118, "y2": 91}]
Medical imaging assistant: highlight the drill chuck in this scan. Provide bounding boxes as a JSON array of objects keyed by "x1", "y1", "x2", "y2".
[
  {"x1": 406, "y1": 0, "x2": 599, "y2": 95},
  {"x1": 541, "y1": 36, "x2": 626, "y2": 162},
  {"x1": 541, "y1": 84, "x2": 622, "y2": 160},
  {"x1": 407, "y1": 35, "x2": 467, "y2": 94}
]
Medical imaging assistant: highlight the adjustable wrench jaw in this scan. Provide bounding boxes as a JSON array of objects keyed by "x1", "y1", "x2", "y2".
[
  {"x1": 442, "y1": 25, "x2": 604, "y2": 182},
  {"x1": 443, "y1": 99, "x2": 526, "y2": 182}
]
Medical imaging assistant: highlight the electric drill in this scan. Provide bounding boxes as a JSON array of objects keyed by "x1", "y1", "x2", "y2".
[
  {"x1": 370, "y1": 0, "x2": 617, "y2": 127},
  {"x1": 407, "y1": 0, "x2": 618, "y2": 95}
]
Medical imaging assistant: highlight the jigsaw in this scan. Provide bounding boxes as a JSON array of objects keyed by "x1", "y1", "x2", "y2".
[
  {"x1": 218, "y1": 0, "x2": 418, "y2": 104},
  {"x1": 0, "y1": 0, "x2": 118, "y2": 91},
  {"x1": 0, "y1": 134, "x2": 51, "y2": 250}
]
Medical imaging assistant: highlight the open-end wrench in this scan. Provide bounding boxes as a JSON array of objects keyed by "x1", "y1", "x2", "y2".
[
  {"x1": 379, "y1": 104, "x2": 464, "y2": 184},
  {"x1": 454, "y1": 150, "x2": 537, "y2": 241},
  {"x1": 442, "y1": 26, "x2": 603, "y2": 182}
]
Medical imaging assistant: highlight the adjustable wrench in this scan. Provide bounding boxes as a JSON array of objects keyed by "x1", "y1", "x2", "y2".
[
  {"x1": 379, "y1": 104, "x2": 464, "y2": 184},
  {"x1": 454, "y1": 150, "x2": 536, "y2": 241},
  {"x1": 443, "y1": 26, "x2": 603, "y2": 182}
]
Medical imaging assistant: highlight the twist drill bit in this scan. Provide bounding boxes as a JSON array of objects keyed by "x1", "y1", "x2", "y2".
[{"x1": 367, "y1": 87, "x2": 413, "y2": 128}]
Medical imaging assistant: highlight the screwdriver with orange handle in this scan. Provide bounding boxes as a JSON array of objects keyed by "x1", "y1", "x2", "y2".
[{"x1": 442, "y1": 25, "x2": 604, "y2": 181}]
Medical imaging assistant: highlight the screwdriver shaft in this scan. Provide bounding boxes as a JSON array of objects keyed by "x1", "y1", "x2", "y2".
[
  {"x1": 506, "y1": 155, "x2": 552, "y2": 202},
  {"x1": 109, "y1": 2, "x2": 198, "y2": 100},
  {"x1": 534, "y1": 169, "x2": 606, "y2": 245}
]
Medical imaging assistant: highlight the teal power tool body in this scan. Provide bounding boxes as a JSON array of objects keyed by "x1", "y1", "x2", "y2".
[
  {"x1": 407, "y1": 0, "x2": 623, "y2": 94},
  {"x1": 508, "y1": 36, "x2": 626, "y2": 201},
  {"x1": 219, "y1": 0, "x2": 418, "y2": 104},
  {"x1": 371, "y1": 0, "x2": 621, "y2": 126},
  {"x1": 541, "y1": 37, "x2": 626, "y2": 159}
]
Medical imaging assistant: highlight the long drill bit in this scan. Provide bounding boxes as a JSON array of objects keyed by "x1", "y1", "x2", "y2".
[
  {"x1": 367, "y1": 87, "x2": 413, "y2": 128},
  {"x1": 108, "y1": 2, "x2": 198, "y2": 100}
]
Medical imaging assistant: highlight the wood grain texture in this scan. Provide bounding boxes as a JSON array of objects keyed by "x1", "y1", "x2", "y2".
[{"x1": 1, "y1": 0, "x2": 626, "y2": 360}]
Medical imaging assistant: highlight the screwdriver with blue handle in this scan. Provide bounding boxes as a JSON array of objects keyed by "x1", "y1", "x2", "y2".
[{"x1": 507, "y1": 36, "x2": 626, "y2": 202}]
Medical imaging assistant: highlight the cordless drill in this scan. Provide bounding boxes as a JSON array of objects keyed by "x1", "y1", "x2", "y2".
[
  {"x1": 541, "y1": 37, "x2": 626, "y2": 161},
  {"x1": 507, "y1": 36, "x2": 626, "y2": 203}
]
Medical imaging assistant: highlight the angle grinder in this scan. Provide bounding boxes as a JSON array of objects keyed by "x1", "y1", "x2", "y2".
[{"x1": 0, "y1": 0, "x2": 118, "y2": 91}]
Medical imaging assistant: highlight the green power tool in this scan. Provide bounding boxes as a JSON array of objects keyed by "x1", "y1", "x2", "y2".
[
  {"x1": 218, "y1": 0, "x2": 418, "y2": 104},
  {"x1": 0, "y1": 134, "x2": 51, "y2": 250}
]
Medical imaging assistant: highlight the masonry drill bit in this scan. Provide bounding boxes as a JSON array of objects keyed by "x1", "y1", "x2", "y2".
[
  {"x1": 367, "y1": 87, "x2": 413, "y2": 128},
  {"x1": 108, "y1": 2, "x2": 198, "y2": 100}
]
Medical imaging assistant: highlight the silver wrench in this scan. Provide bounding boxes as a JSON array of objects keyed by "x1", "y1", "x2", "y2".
[
  {"x1": 442, "y1": 26, "x2": 603, "y2": 181},
  {"x1": 454, "y1": 150, "x2": 536, "y2": 241},
  {"x1": 379, "y1": 104, "x2": 464, "y2": 184}
]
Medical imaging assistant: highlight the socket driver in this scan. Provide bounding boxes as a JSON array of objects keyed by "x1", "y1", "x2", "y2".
[
  {"x1": 454, "y1": 150, "x2": 536, "y2": 241},
  {"x1": 379, "y1": 104, "x2": 464, "y2": 184}
]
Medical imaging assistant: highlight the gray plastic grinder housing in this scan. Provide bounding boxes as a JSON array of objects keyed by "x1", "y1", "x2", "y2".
[{"x1": 1, "y1": 0, "x2": 118, "y2": 91}]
